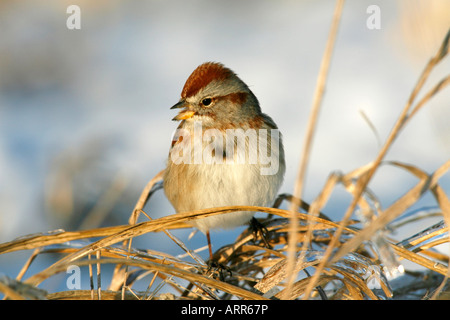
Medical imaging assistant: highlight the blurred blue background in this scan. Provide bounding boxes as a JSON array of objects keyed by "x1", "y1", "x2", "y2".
[{"x1": 0, "y1": 0, "x2": 449, "y2": 291}]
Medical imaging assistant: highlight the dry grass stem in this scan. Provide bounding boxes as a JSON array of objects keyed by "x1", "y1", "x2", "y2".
[
  {"x1": 286, "y1": 0, "x2": 345, "y2": 299},
  {"x1": 301, "y1": 27, "x2": 450, "y2": 299}
]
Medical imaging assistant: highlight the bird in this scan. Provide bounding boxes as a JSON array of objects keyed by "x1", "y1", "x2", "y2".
[{"x1": 163, "y1": 62, "x2": 285, "y2": 263}]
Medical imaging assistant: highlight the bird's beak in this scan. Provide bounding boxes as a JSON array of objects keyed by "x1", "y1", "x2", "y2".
[
  {"x1": 171, "y1": 100, "x2": 195, "y2": 121},
  {"x1": 170, "y1": 101, "x2": 186, "y2": 109}
]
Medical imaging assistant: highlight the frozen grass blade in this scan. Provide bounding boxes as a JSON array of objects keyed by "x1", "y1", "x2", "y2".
[{"x1": 302, "y1": 27, "x2": 450, "y2": 300}]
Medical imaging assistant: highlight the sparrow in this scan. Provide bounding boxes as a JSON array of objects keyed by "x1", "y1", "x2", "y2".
[{"x1": 163, "y1": 62, "x2": 285, "y2": 262}]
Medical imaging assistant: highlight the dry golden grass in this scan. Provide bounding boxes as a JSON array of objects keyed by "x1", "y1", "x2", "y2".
[{"x1": 1, "y1": 3, "x2": 449, "y2": 300}]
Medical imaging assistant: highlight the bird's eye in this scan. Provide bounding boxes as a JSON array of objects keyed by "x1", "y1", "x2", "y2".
[{"x1": 201, "y1": 98, "x2": 212, "y2": 106}]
